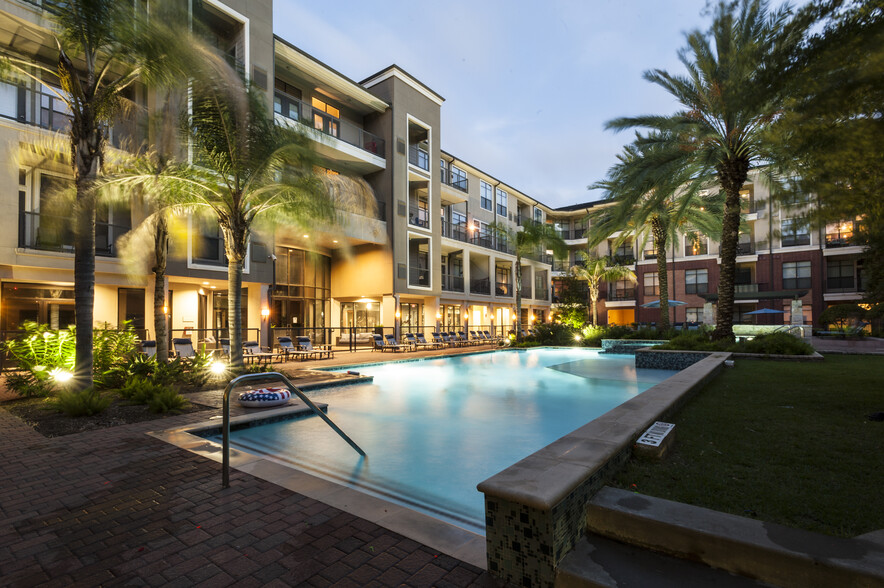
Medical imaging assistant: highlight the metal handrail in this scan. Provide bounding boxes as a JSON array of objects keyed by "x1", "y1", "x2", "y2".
[{"x1": 221, "y1": 371, "x2": 365, "y2": 488}]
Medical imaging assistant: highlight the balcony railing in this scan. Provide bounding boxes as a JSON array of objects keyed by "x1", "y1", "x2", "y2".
[
  {"x1": 684, "y1": 243, "x2": 709, "y2": 256},
  {"x1": 441, "y1": 273, "x2": 464, "y2": 292},
  {"x1": 19, "y1": 211, "x2": 127, "y2": 256},
  {"x1": 735, "y1": 283, "x2": 759, "y2": 293},
  {"x1": 441, "y1": 219, "x2": 468, "y2": 242},
  {"x1": 607, "y1": 287, "x2": 635, "y2": 301},
  {"x1": 0, "y1": 83, "x2": 72, "y2": 132},
  {"x1": 470, "y1": 277, "x2": 491, "y2": 295},
  {"x1": 782, "y1": 234, "x2": 811, "y2": 247},
  {"x1": 552, "y1": 260, "x2": 569, "y2": 272},
  {"x1": 607, "y1": 254, "x2": 635, "y2": 265},
  {"x1": 535, "y1": 288, "x2": 549, "y2": 301},
  {"x1": 409, "y1": 267, "x2": 430, "y2": 287},
  {"x1": 643, "y1": 250, "x2": 657, "y2": 260},
  {"x1": 274, "y1": 91, "x2": 385, "y2": 157},
  {"x1": 440, "y1": 168, "x2": 468, "y2": 192},
  {"x1": 736, "y1": 242, "x2": 755, "y2": 255},
  {"x1": 826, "y1": 277, "x2": 858, "y2": 293},
  {"x1": 495, "y1": 281, "x2": 513, "y2": 297},
  {"x1": 408, "y1": 144, "x2": 430, "y2": 171},
  {"x1": 825, "y1": 233, "x2": 861, "y2": 248}
]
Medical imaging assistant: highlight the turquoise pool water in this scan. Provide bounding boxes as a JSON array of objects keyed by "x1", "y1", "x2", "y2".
[{"x1": 214, "y1": 348, "x2": 673, "y2": 533}]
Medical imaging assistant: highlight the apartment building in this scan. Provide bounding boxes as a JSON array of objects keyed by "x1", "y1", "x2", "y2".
[
  {"x1": 0, "y1": 0, "x2": 556, "y2": 347},
  {"x1": 547, "y1": 172, "x2": 866, "y2": 327}
]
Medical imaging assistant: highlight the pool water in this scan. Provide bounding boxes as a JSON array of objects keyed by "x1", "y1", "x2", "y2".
[{"x1": 215, "y1": 348, "x2": 673, "y2": 533}]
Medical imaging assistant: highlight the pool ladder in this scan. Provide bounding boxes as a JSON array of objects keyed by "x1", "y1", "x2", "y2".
[{"x1": 221, "y1": 371, "x2": 366, "y2": 488}]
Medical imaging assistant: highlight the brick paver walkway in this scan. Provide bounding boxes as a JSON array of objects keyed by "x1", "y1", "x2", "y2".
[{"x1": 0, "y1": 397, "x2": 496, "y2": 586}]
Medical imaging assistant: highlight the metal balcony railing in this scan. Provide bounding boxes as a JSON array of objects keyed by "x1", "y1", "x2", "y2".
[
  {"x1": 440, "y1": 168, "x2": 468, "y2": 192},
  {"x1": 607, "y1": 288, "x2": 636, "y2": 301},
  {"x1": 274, "y1": 91, "x2": 385, "y2": 157},
  {"x1": 408, "y1": 144, "x2": 430, "y2": 171},
  {"x1": 441, "y1": 219, "x2": 468, "y2": 242},
  {"x1": 409, "y1": 267, "x2": 430, "y2": 287},
  {"x1": 19, "y1": 211, "x2": 128, "y2": 256},
  {"x1": 736, "y1": 242, "x2": 755, "y2": 255},
  {"x1": 495, "y1": 281, "x2": 513, "y2": 297},
  {"x1": 782, "y1": 235, "x2": 811, "y2": 247},
  {"x1": 441, "y1": 273, "x2": 464, "y2": 292},
  {"x1": 470, "y1": 277, "x2": 491, "y2": 295}
]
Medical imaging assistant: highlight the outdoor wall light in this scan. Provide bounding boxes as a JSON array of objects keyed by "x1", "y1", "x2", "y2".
[
  {"x1": 163, "y1": 306, "x2": 169, "y2": 315},
  {"x1": 395, "y1": 310, "x2": 401, "y2": 318},
  {"x1": 261, "y1": 307, "x2": 270, "y2": 317}
]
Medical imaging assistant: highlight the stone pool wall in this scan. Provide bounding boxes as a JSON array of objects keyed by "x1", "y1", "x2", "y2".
[
  {"x1": 478, "y1": 352, "x2": 729, "y2": 587},
  {"x1": 635, "y1": 349, "x2": 713, "y2": 370},
  {"x1": 600, "y1": 339, "x2": 666, "y2": 354}
]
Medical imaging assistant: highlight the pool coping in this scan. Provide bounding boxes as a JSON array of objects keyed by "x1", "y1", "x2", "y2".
[{"x1": 148, "y1": 401, "x2": 487, "y2": 569}]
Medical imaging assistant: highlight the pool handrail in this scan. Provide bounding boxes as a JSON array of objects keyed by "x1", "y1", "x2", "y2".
[{"x1": 221, "y1": 371, "x2": 366, "y2": 488}]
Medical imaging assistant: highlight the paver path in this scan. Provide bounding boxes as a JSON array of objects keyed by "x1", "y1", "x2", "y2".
[{"x1": 0, "y1": 405, "x2": 495, "y2": 587}]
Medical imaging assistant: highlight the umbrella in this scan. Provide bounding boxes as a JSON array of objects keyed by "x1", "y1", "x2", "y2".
[
  {"x1": 640, "y1": 299, "x2": 687, "y2": 308},
  {"x1": 745, "y1": 308, "x2": 785, "y2": 315}
]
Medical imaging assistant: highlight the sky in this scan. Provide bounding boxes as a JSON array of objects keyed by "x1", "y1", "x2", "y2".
[{"x1": 272, "y1": 1, "x2": 788, "y2": 210}]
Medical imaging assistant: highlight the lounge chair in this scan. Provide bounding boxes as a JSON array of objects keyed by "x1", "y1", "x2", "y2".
[
  {"x1": 277, "y1": 336, "x2": 308, "y2": 361},
  {"x1": 172, "y1": 338, "x2": 196, "y2": 359},
  {"x1": 242, "y1": 341, "x2": 279, "y2": 366},
  {"x1": 385, "y1": 334, "x2": 409, "y2": 352},
  {"x1": 219, "y1": 338, "x2": 231, "y2": 357},
  {"x1": 140, "y1": 340, "x2": 157, "y2": 358},
  {"x1": 417, "y1": 332, "x2": 443, "y2": 349},
  {"x1": 458, "y1": 331, "x2": 479, "y2": 346},
  {"x1": 431, "y1": 332, "x2": 452, "y2": 347},
  {"x1": 405, "y1": 332, "x2": 435, "y2": 350},
  {"x1": 482, "y1": 330, "x2": 500, "y2": 343},
  {"x1": 440, "y1": 332, "x2": 461, "y2": 347},
  {"x1": 372, "y1": 333, "x2": 402, "y2": 352},
  {"x1": 297, "y1": 336, "x2": 334, "y2": 359}
]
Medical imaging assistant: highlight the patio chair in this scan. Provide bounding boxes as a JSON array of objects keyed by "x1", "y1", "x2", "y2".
[
  {"x1": 385, "y1": 334, "x2": 409, "y2": 352},
  {"x1": 172, "y1": 338, "x2": 196, "y2": 359},
  {"x1": 440, "y1": 332, "x2": 460, "y2": 347},
  {"x1": 482, "y1": 330, "x2": 501, "y2": 343},
  {"x1": 405, "y1": 332, "x2": 434, "y2": 350},
  {"x1": 140, "y1": 340, "x2": 157, "y2": 358},
  {"x1": 372, "y1": 333, "x2": 401, "y2": 352},
  {"x1": 458, "y1": 331, "x2": 479, "y2": 346},
  {"x1": 277, "y1": 336, "x2": 308, "y2": 361},
  {"x1": 431, "y1": 332, "x2": 452, "y2": 347},
  {"x1": 469, "y1": 330, "x2": 486, "y2": 345},
  {"x1": 297, "y1": 336, "x2": 334, "y2": 359},
  {"x1": 417, "y1": 332, "x2": 443, "y2": 349},
  {"x1": 242, "y1": 341, "x2": 279, "y2": 366}
]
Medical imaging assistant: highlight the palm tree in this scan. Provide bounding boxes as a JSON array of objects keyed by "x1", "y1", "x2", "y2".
[
  {"x1": 570, "y1": 254, "x2": 637, "y2": 327},
  {"x1": 604, "y1": 0, "x2": 799, "y2": 340},
  {"x1": 589, "y1": 136, "x2": 725, "y2": 330},
  {"x1": 108, "y1": 81, "x2": 373, "y2": 369},
  {"x1": 0, "y1": 0, "x2": 203, "y2": 387},
  {"x1": 489, "y1": 221, "x2": 567, "y2": 340}
]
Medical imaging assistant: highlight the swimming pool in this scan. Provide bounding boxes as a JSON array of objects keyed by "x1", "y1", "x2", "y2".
[{"x1": 212, "y1": 348, "x2": 673, "y2": 533}]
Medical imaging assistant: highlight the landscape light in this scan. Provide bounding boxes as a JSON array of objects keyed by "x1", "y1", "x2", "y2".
[
  {"x1": 51, "y1": 368, "x2": 73, "y2": 383},
  {"x1": 210, "y1": 361, "x2": 227, "y2": 375}
]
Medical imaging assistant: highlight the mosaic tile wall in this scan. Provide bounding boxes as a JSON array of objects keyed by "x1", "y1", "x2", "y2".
[
  {"x1": 484, "y1": 448, "x2": 632, "y2": 587},
  {"x1": 634, "y1": 349, "x2": 712, "y2": 370}
]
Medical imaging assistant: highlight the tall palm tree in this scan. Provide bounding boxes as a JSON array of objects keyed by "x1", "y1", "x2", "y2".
[
  {"x1": 489, "y1": 221, "x2": 567, "y2": 340},
  {"x1": 108, "y1": 82, "x2": 373, "y2": 369},
  {"x1": 0, "y1": 0, "x2": 202, "y2": 387},
  {"x1": 589, "y1": 136, "x2": 725, "y2": 330},
  {"x1": 604, "y1": 0, "x2": 800, "y2": 340},
  {"x1": 570, "y1": 254, "x2": 637, "y2": 327}
]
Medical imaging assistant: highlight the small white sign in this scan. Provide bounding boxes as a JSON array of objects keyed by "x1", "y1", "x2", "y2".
[{"x1": 637, "y1": 421, "x2": 675, "y2": 448}]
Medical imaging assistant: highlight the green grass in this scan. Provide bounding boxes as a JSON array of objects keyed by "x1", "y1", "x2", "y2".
[{"x1": 613, "y1": 355, "x2": 884, "y2": 537}]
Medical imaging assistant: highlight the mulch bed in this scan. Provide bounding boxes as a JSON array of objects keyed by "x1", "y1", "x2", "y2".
[{"x1": 2, "y1": 395, "x2": 213, "y2": 438}]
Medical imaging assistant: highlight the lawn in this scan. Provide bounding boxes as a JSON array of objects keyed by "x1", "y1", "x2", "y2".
[{"x1": 613, "y1": 354, "x2": 884, "y2": 537}]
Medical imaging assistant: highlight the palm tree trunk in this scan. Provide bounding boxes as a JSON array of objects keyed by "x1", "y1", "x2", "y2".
[
  {"x1": 514, "y1": 257, "x2": 522, "y2": 341},
  {"x1": 72, "y1": 123, "x2": 101, "y2": 390},
  {"x1": 153, "y1": 216, "x2": 169, "y2": 363},
  {"x1": 652, "y1": 218, "x2": 670, "y2": 331},
  {"x1": 227, "y1": 257, "x2": 244, "y2": 370},
  {"x1": 714, "y1": 158, "x2": 749, "y2": 341},
  {"x1": 589, "y1": 280, "x2": 599, "y2": 326}
]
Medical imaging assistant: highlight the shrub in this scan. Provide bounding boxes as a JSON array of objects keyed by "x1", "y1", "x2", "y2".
[
  {"x1": 818, "y1": 304, "x2": 867, "y2": 330},
  {"x1": 657, "y1": 331, "x2": 728, "y2": 351},
  {"x1": 92, "y1": 323, "x2": 139, "y2": 375},
  {"x1": 52, "y1": 388, "x2": 111, "y2": 417},
  {"x1": 119, "y1": 377, "x2": 168, "y2": 404},
  {"x1": 554, "y1": 304, "x2": 588, "y2": 329},
  {"x1": 147, "y1": 387, "x2": 190, "y2": 414},
  {"x1": 102, "y1": 353, "x2": 158, "y2": 388},
  {"x1": 4, "y1": 372, "x2": 55, "y2": 398},
  {"x1": 532, "y1": 323, "x2": 579, "y2": 346},
  {"x1": 730, "y1": 332, "x2": 814, "y2": 355}
]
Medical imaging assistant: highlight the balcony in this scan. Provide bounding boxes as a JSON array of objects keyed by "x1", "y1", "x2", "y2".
[
  {"x1": 408, "y1": 144, "x2": 430, "y2": 171},
  {"x1": 495, "y1": 281, "x2": 513, "y2": 297},
  {"x1": 0, "y1": 83, "x2": 72, "y2": 132},
  {"x1": 19, "y1": 211, "x2": 127, "y2": 256},
  {"x1": 735, "y1": 283, "x2": 759, "y2": 293},
  {"x1": 273, "y1": 91, "x2": 385, "y2": 158},
  {"x1": 552, "y1": 260, "x2": 569, "y2": 272},
  {"x1": 470, "y1": 277, "x2": 491, "y2": 295},
  {"x1": 441, "y1": 219, "x2": 468, "y2": 243},
  {"x1": 607, "y1": 287, "x2": 635, "y2": 301},
  {"x1": 684, "y1": 242, "x2": 709, "y2": 256},
  {"x1": 825, "y1": 227, "x2": 862, "y2": 248},
  {"x1": 782, "y1": 234, "x2": 811, "y2": 248},
  {"x1": 409, "y1": 266, "x2": 430, "y2": 287},
  {"x1": 607, "y1": 254, "x2": 635, "y2": 265},
  {"x1": 643, "y1": 250, "x2": 657, "y2": 260},
  {"x1": 826, "y1": 277, "x2": 858, "y2": 293},
  {"x1": 736, "y1": 242, "x2": 755, "y2": 255},
  {"x1": 441, "y1": 168, "x2": 468, "y2": 193},
  {"x1": 441, "y1": 273, "x2": 464, "y2": 292},
  {"x1": 535, "y1": 287, "x2": 549, "y2": 301}
]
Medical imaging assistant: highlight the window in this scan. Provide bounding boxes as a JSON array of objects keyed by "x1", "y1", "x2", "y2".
[
  {"x1": 781, "y1": 218, "x2": 810, "y2": 247},
  {"x1": 685, "y1": 269, "x2": 708, "y2": 294},
  {"x1": 310, "y1": 97, "x2": 340, "y2": 137},
  {"x1": 783, "y1": 261, "x2": 811, "y2": 289},
  {"x1": 400, "y1": 302, "x2": 423, "y2": 330},
  {"x1": 495, "y1": 188, "x2": 507, "y2": 216},
  {"x1": 685, "y1": 307, "x2": 702, "y2": 323},
  {"x1": 534, "y1": 207, "x2": 543, "y2": 223},
  {"x1": 825, "y1": 220, "x2": 858, "y2": 247},
  {"x1": 450, "y1": 165, "x2": 467, "y2": 191},
  {"x1": 480, "y1": 181, "x2": 492, "y2": 211},
  {"x1": 609, "y1": 279, "x2": 634, "y2": 300},
  {"x1": 643, "y1": 272, "x2": 659, "y2": 296},
  {"x1": 826, "y1": 260, "x2": 855, "y2": 291},
  {"x1": 408, "y1": 235, "x2": 431, "y2": 288}
]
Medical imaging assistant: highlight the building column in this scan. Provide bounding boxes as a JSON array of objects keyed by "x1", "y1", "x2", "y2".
[
  {"x1": 260, "y1": 284, "x2": 271, "y2": 349},
  {"x1": 790, "y1": 299, "x2": 803, "y2": 325},
  {"x1": 703, "y1": 301, "x2": 715, "y2": 326}
]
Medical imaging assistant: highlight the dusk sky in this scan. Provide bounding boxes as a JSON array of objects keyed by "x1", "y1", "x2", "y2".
[{"x1": 274, "y1": 1, "x2": 796, "y2": 210}]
